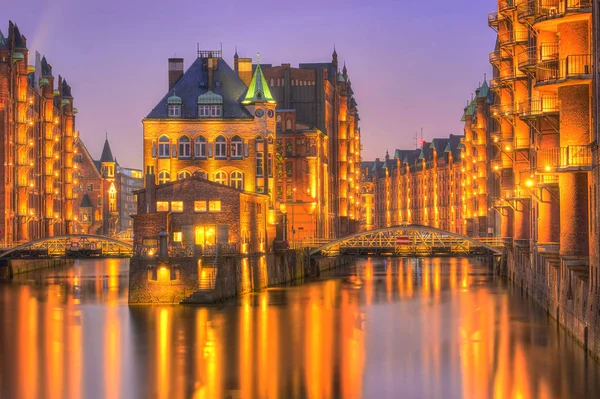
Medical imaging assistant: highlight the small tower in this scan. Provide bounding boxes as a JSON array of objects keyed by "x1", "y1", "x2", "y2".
[
  {"x1": 78, "y1": 193, "x2": 93, "y2": 234},
  {"x1": 332, "y1": 45, "x2": 338, "y2": 70},
  {"x1": 99, "y1": 135, "x2": 119, "y2": 235}
]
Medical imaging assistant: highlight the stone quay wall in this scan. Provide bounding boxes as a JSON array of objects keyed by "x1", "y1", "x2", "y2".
[
  {"x1": 0, "y1": 258, "x2": 74, "y2": 280},
  {"x1": 128, "y1": 250, "x2": 353, "y2": 304},
  {"x1": 505, "y1": 244, "x2": 600, "y2": 361}
]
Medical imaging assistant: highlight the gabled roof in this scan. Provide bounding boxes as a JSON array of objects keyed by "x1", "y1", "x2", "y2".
[
  {"x1": 13, "y1": 25, "x2": 26, "y2": 49},
  {"x1": 100, "y1": 138, "x2": 114, "y2": 163},
  {"x1": 80, "y1": 193, "x2": 93, "y2": 208},
  {"x1": 477, "y1": 80, "x2": 489, "y2": 99},
  {"x1": 242, "y1": 61, "x2": 275, "y2": 104},
  {"x1": 41, "y1": 56, "x2": 52, "y2": 77},
  {"x1": 75, "y1": 137, "x2": 103, "y2": 178},
  {"x1": 0, "y1": 30, "x2": 7, "y2": 50},
  {"x1": 146, "y1": 57, "x2": 252, "y2": 119},
  {"x1": 62, "y1": 79, "x2": 72, "y2": 98}
]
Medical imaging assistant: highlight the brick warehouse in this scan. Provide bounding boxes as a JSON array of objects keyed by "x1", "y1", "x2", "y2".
[
  {"x1": 0, "y1": 21, "x2": 77, "y2": 243},
  {"x1": 133, "y1": 176, "x2": 272, "y2": 255}
]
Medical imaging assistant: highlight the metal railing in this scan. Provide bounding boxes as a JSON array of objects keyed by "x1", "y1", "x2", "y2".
[
  {"x1": 518, "y1": 46, "x2": 537, "y2": 69},
  {"x1": 514, "y1": 137, "x2": 531, "y2": 150},
  {"x1": 488, "y1": 11, "x2": 500, "y2": 26},
  {"x1": 536, "y1": 54, "x2": 592, "y2": 84},
  {"x1": 499, "y1": 0, "x2": 516, "y2": 13},
  {"x1": 498, "y1": 30, "x2": 529, "y2": 46},
  {"x1": 491, "y1": 103, "x2": 516, "y2": 117},
  {"x1": 535, "y1": 145, "x2": 593, "y2": 170},
  {"x1": 540, "y1": 43, "x2": 559, "y2": 61},
  {"x1": 489, "y1": 50, "x2": 505, "y2": 64},
  {"x1": 518, "y1": 94, "x2": 559, "y2": 117},
  {"x1": 534, "y1": 0, "x2": 592, "y2": 23},
  {"x1": 517, "y1": 0, "x2": 536, "y2": 20}
]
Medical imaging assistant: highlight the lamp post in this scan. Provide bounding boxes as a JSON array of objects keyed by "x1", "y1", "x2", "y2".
[{"x1": 292, "y1": 187, "x2": 296, "y2": 249}]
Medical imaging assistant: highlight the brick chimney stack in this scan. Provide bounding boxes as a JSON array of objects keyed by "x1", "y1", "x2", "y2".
[{"x1": 168, "y1": 58, "x2": 184, "y2": 91}]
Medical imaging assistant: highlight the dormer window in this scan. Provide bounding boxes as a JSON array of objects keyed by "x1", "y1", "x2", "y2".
[
  {"x1": 197, "y1": 91, "x2": 223, "y2": 118},
  {"x1": 167, "y1": 93, "x2": 182, "y2": 117}
]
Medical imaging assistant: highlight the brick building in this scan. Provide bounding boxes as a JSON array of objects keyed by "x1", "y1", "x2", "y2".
[
  {"x1": 143, "y1": 50, "x2": 277, "y2": 213},
  {"x1": 116, "y1": 166, "x2": 143, "y2": 233},
  {"x1": 133, "y1": 176, "x2": 272, "y2": 254},
  {"x1": 262, "y1": 50, "x2": 362, "y2": 238},
  {"x1": 275, "y1": 109, "x2": 329, "y2": 243},
  {"x1": 0, "y1": 21, "x2": 75, "y2": 243}
]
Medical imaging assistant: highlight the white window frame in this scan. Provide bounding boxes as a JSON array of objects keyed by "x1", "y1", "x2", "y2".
[
  {"x1": 179, "y1": 136, "x2": 191, "y2": 158},
  {"x1": 215, "y1": 136, "x2": 227, "y2": 159},
  {"x1": 210, "y1": 105, "x2": 222, "y2": 117},
  {"x1": 230, "y1": 171, "x2": 244, "y2": 190},
  {"x1": 158, "y1": 136, "x2": 170, "y2": 158},
  {"x1": 198, "y1": 105, "x2": 210, "y2": 117},
  {"x1": 177, "y1": 170, "x2": 192, "y2": 180},
  {"x1": 168, "y1": 105, "x2": 181, "y2": 117},
  {"x1": 194, "y1": 136, "x2": 206, "y2": 158},
  {"x1": 214, "y1": 171, "x2": 227, "y2": 185},
  {"x1": 231, "y1": 136, "x2": 243, "y2": 158},
  {"x1": 158, "y1": 170, "x2": 170, "y2": 184}
]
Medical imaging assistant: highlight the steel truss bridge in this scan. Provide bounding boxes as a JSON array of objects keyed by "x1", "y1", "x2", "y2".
[
  {"x1": 0, "y1": 235, "x2": 133, "y2": 259},
  {"x1": 310, "y1": 225, "x2": 503, "y2": 257}
]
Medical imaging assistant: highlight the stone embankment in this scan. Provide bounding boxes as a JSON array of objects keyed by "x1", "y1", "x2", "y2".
[{"x1": 0, "y1": 258, "x2": 74, "y2": 280}]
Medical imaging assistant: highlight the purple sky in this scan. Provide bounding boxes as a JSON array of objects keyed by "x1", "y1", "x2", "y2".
[{"x1": 4, "y1": 0, "x2": 496, "y2": 168}]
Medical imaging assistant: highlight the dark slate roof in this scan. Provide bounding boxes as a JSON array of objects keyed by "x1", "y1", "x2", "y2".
[
  {"x1": 41, "y1": 56, "x2": 52, "y2": 77},
  {"x1": 0, "y1": 30, "x2": 7, "y2": 50},
  {"x1": 402, "y1": 149, "x2": 421, "y2": 165},
  {"x1": 62, "y1": 79, "x2": 72, "y2": 97},
  {"x1": 429, "y1": 138, "x2": 450, "y2": 156},
  {"x1": 298, "y1": 62, "x2": 337, "y2": 82},
  {"x1": 147, "y1": 57, "x2": 253, "y2": 119},
  {"x1": 100, "y1": 138, "x2": 114, "y2": 163},
  {"x1": 13, "y1": 25, "x2": 26, "y2": 49},
  {"x1": 448, "y1": 134, "x2": 464, "y2": 159},
  {"x1": 80, "y1": 193, "x2": 93, "y2": 208},
  {"x1": 477, "y1": 80, "x2": 489, "y2": 99}
]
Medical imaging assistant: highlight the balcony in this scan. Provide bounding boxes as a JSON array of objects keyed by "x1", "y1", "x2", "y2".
[
  {"x1": 499, "y1": 0, "x2": 516, "y2": 14},
  {"x1": 491, "y1": 103, "x2": 516, "y2": 118},
  {"x1": 489, "y1": 49, "x2": 508, "y2": 65},
  {"x1": 536, "y1": 145, "x2": 593, "y2": 172},
  {"x1": 517, "y1": 0, "x2": 536, "y2": 22},
  {"x1": 533, "y1": 0, "x2": 592, "y2": 27},
  {"x1": 518, "y1": 47, "x2": 537, "y2": 71},
  {"x1": 498, "y1": 29, "x2": 528, "y2": 47},
  {"x1": 514, "y1": 137, "x2": 531, "y2": 150},
  {"x1": 518, "y1": 95, "x2": 559, "y2": 118},
  {"x1": 488, "y1": 12, "x2": 500, "y2": 29},
  {"x1": 536, "y1": 54, "x2": 592, "y2": 86},
  {"x1": 491, "y1": 158, "x2": 514, "y2": 171}
]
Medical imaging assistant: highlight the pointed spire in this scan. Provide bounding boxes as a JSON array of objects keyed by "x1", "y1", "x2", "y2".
[
  {"x1": 0, "y1": 30, "x2": 7, "y2": 49},
  {"x1": 234, "y1": 46, "x2": 238, "y2": 58},
  {"x1": 342, "y1": 62, "x2": 347, "y2": 77},
  {"x1": 241, "y1": 52, "x2": 275, "y2": 105},
  {"x1": 332, "y1": 45, "x2": 338, "y2": 67},
  {"x1": 100, "y1": 134, "x2": 115, "y2": 163},
  {"x1": 13, "y1": 24, "x2": 26, "y2": 50}
]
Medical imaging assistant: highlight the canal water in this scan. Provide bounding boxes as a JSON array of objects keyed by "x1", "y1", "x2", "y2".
[{"x1": 1, "y1": 257, "x2": 600, "y2": 399}]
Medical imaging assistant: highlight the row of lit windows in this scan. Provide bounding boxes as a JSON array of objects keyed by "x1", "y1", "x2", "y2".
[
  {"x1": 168, "y1": 104, "x2": 223, "y2": 118},
  {"x1": 156, "y1": 200, "x2": 222, "y2": 213},
  {"x1": 156, "y1": 169, "x2": 245, "y2": 189},
  {"x1": 154, "y1": 135, "x2": 249, "y2": 159}
]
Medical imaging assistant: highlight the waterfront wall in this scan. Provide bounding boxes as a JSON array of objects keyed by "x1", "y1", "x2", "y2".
[
  {"x1": 506, "y1": 244, "x2": 600, "y2": 360},
  {"x1": 128, "y1": 250, "x2": 352, "y2": 304},
  {"x1": 0, "y1": 258, "x2": 74, "y2": 280}
]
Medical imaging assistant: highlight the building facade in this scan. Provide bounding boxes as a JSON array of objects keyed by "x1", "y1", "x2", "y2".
[
  {"x1": 0, "y1": 21, "x2": 75, "y2": 243},
  {"x1": 275, "y1": 109, "x2": 329, "y2": 243},
  {"x1": 116, "y1": 166, "x2": 143, "y2": 233},
  {"x1": 133, "y1": 176, "x2": 271, "y2": 255},
  {"x1": 263, "y1": 52, "x2": 362, "y2": 238}
]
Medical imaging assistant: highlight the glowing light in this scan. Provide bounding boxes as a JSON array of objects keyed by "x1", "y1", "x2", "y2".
[
  {"x1": 525, "y1": 179, "x2": 534, "y2": 188},
  {"x1": 504, "y1": 145, "x2": 511, "y2": 151}
]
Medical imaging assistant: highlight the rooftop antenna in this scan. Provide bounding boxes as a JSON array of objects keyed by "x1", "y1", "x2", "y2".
[{"x1": 414, "y1": 132, "x2": 418, "y2": 149}]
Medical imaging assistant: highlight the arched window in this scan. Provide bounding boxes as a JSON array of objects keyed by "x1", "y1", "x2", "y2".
[
  {"x1": 194, "y1": 170, "x2": 207, "y2": 179},
  {"x1": 158, "y1": 170, "x2": 170, "y2": 184},
  {"x1": 179, "y1": 136, "x2": 191, "y2": 158},
  {"x1": 214, "y1": 170, "x2": 227, "y2": 185},
  {"x1": 231, "y1": 135, "x2": 243, "y2": 158},
  {"x1": 177, "y1": 170, "x2": 192, "y2": 180},
  {"x1": 215, "y1": 136, "x2": 227, "y2": 159},
  {"x1": 158, "y1": 136, "x2": 170, "y2": 158},
  {"x1": 230, "y1": 171, "x2": 244, "y2": 190},
  {"x1": 194, "y1": 136, "x2": 206, "y2": 158},
  {"x1": 286, "y1": 119, "x2": 292, "y2": 130}
]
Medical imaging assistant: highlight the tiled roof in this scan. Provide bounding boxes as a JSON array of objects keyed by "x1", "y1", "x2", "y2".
[
  {"x1": 146, "y1": 57, "x2": 252, "y2": 119},
  {"x1": 100, "y1": 138, "x2": 114, "y2": 163},
  {"x1": 477, "y1": 80, "x2": 489, "y2": 99},
  {"x1": 80, "y1": 193, "x2": 93, "y2": 208},
  {"x1": 13, "y1": 25, "x2": 26, "y2": 49}
]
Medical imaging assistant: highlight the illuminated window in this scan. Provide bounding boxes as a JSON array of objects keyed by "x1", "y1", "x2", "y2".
[
  {"x1": 194, "y1": 136, "x2": 206, "y2": 158},
  {"x1": 215, "y1": 136, "x2": 226, "y2": 159},
  {"x1": 168, "y1": 104, "x2": 181, "y2": 117},
  {"x1": 158, "y1": 136, "x2": 170, "y2": 158},
  {"x1": 195, "y1": 225, "x2": 216, "y2": 246},
  {"x1": 171, "y1": 201, "x2": 184, "y2": 212},
  {"x1": 194, "y1": 201, "x2": 207, "y2": 212},
  {"x1": 173, "y1": 232, "x2": 182, "y2": 242},
  {"x1": 214, "y1": 171, "x2": 227, "y2": 185},
  {"x1": 256, "y1": 152, "x2": 264, "y2": 177},
  {"x1": 158, "y1": 170, "x2": 170, "y2": 184},
  {"x1": 209, "y1": 200, "x2": 221, "y2": 212},
  {"x1": 231, "y1": 135, "x2": 243, "y2": 158},
  {"x1": 198, "y1": 105, "x2": 210, "y2": 117},
  {"x1": 157, "y1": 201, "x2": 169, "y2": 212},
  {"x1": 177, "y1": 170, "x2": 191, "y2": 180},
  {"x1": 210, "y1": 105, "x2": 222, "y2": 117},
  {"x1": 230, "y1": 171, "x2": 243, "y2": 190},
  {"x1": 179, "y1": 136, "x2": 191, "y2": 158}
]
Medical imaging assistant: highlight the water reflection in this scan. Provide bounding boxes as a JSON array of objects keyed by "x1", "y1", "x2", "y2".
[{"x1": 0, "y1": 257, "x2": 599, "y2": 398}]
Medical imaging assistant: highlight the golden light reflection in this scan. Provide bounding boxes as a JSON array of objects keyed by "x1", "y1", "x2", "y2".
[{"x1": 157, "y1": 307, "x2": 171, "y2": 399}]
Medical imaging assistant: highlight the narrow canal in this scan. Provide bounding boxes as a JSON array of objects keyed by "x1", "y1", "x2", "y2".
[{"x1": 1, "y1": 257, "x2": 600, "y2": 398}]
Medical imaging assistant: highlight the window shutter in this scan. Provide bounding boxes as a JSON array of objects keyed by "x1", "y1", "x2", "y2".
[
  {"x1": 152, "y1": 142, "x2": 156, "y2": 158},
  {"x1": 244, "y1": 142, "x2": 249, "y2": 157},
  {"x1": 172, "y1": 144, "x2": 177, "y2": 158},
  {"x1": 226, "y1": 138, "x2": 231, "y2": 158},
  {"x1": 208, "y1": 143, "x2": 213, "y2": 158}
]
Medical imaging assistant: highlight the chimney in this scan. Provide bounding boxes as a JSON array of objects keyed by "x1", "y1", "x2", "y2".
[
  {"x1": 168, "y1": 58, "x2": 184, "y2": 91},
  {"x1": 237, "y1": 57, "x2": 252, "y2": 86}
]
